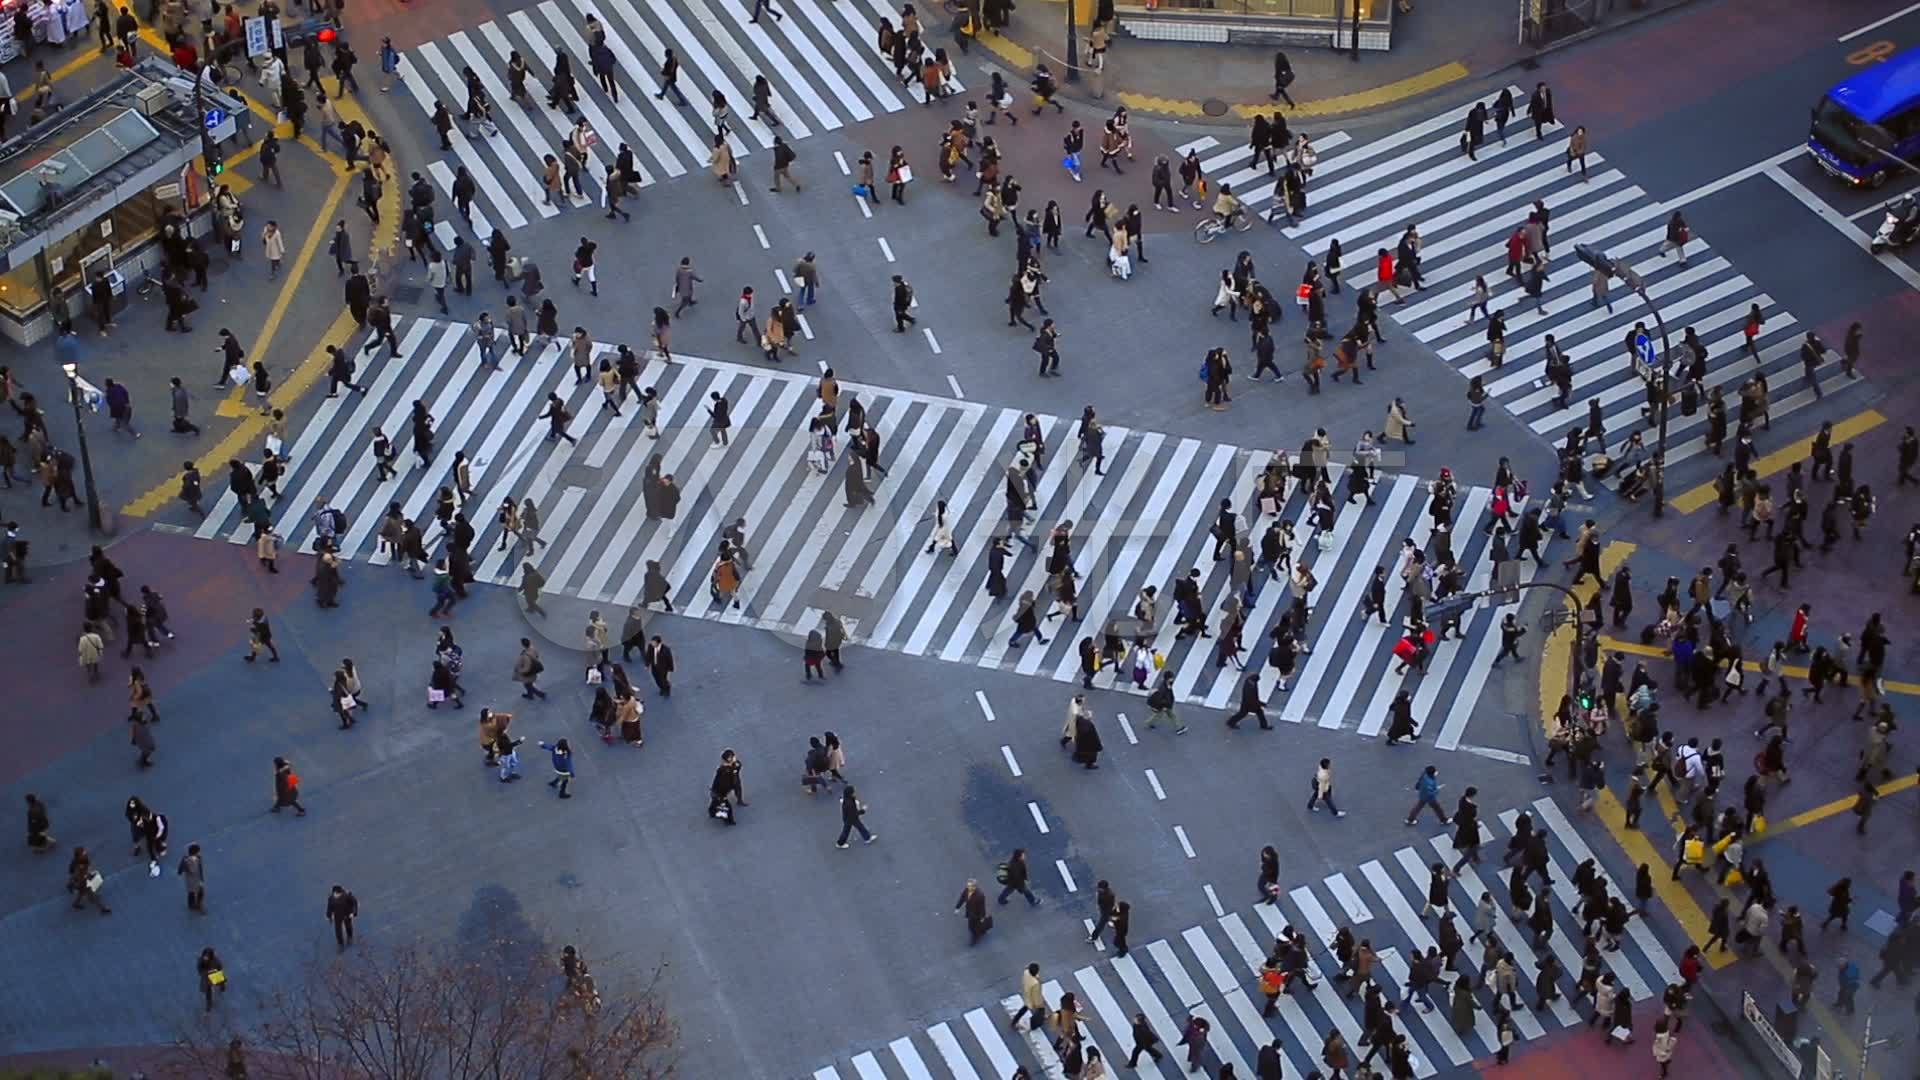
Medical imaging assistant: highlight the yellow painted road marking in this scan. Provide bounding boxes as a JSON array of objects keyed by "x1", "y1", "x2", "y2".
[
  {"x1": 122, "y1": 173, "x2": 352, "y2": 517},
  {"x1": 1769, "y1": 771, "x2": 1916, "y2": 834},
  {"x1": 969, "y1": 31, "x2": 1466, "y2": 121},
  {"x1": 1538, "y1": 541, "x2": 1733, "y2": 966},
  {"x1": 1669, "y1": 408, "x2": 1886, "y2": 513},
  {"x1": 1596, "y1": 635, "x2": 1920, "y2": 696}
]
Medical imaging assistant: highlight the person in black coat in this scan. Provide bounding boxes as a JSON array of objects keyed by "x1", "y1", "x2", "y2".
[
  {"x1": 1227, "y1": 674, "x2": 1269, "y2": 730},
  {"x1": 838, "y1": 784, "x2": 874, "y2": 846},
  {"x1": 1072, "y1": 711, "x2": 1103, "y2": 769},
  {"x1": 954, "y1": 878, "x2": 990, "y2": 942},
  {"x1": 644, "y1": 635, "x2": 674, "y2": 695},
  {"x1": 998, "y1": 848, "x2": 1038, "y2": 905}
]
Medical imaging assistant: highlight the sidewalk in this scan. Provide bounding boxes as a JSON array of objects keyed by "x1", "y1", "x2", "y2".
[{"x1": 968, "y1": 0, "x2": 1704, "y2": 122}]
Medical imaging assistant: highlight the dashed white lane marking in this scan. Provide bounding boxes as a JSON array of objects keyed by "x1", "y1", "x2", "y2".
[
  {"x1": 1117, "y1": 712, "x2": 1137, "y2": 745},
  {"x1": 834, "y1": 149, "x2": 851, "y2": 175},
  {"x1": 1057, "y1": 859, "x2": 1077, "y2": 892},
  {"x1": 774, "y1": 268, "x2": 790, "y2": 292},
  {"x1": 975, "y1": 690, "x2": 995, "y2": 722},
  {"x1": 947, "y1": 374, "x2": 965, "y2": 398},
  {"x1": 798, "y1": 314, "x2": 815, "y2": 340},
  {"x1": 1028, "y1": 801, "x2": 1049, "y2": 834},
  {"x1": 923, "y1": 328, "x2": 942, "y2": 354},
  {"x1": 1203, "y1": 883, "x2": 1225, "y2": 918},
  {"x1": 878, "y1": 237, "x2": 895, "y2": 262},
  {"x1": 753, "y1": 224, "x2": 770, "y2": 249},
  {"x1": 1145, "y1": 768, "x2": 1165, "y2": 800},
  {"x1": 855, "y1": 195, "x2": 872, "y2": 219},
  {"x1": 734, "y1": 183, "x2": 750, "y2": 207},
  {"x1": 1174, "y1": 825, "x2": 1196, "y2": 859},
  {"x1": 1001, "y1": 745, "x2": 1022, "y2": 777},
  {"x1": 1084, "y1": 919, "x2": 1106, "y2": 951}
]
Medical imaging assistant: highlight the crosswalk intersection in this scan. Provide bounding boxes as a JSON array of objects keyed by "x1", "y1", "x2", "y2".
[
  {"x1": 189, "y1": 318, "x2": 1544, "y2": 749},
  {"x1": 809, "y1": 797, "x2": 1683, "y2": 1080},
  {"x1": 1183, "y1": 91, "x2": 1873, "y2": 489},
  {"x1": 396, "y1": 0, "x2": 947, "y2": 235}
]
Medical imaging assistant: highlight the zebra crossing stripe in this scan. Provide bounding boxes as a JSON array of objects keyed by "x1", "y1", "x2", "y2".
[{"x1": 810, "y1": 810, "x2": 1689, "y2": 1080}]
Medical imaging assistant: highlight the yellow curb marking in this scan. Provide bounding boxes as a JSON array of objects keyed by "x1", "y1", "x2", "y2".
[
  {"x1": 1669, "y1": 408, "x2": 1886, "y2": 514},
  {"x1": 1595, "y1": 635, "x2": 1920, "y2": 697}
]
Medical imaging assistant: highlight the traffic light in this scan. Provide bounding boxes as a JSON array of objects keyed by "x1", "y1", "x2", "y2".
[
  {"x1": 1577, "y1": 687, "x2": 1595, "y2": 711},
  {"x1": 202, "y1": 134, "x2": 225, "y2": 177}
]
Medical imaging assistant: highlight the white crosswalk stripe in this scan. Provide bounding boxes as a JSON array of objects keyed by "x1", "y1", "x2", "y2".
[
  {"x1": 190, "y1": 318, "x2": 1544, "y2": 743},
  {"x1": 400, "y1": 0, "x2": 942, "y2": 232},
  {"x1": 1197, "y1": 91, "x2": 1876, "y2": 491},
  {"x1": 809, "y1": 797, "x2": 1680, "y2": 1078}
]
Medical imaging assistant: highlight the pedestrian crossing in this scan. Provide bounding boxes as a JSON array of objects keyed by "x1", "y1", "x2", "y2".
[
  {"x1": 808, "y1": 796, "x2": 1683, "y2": 1080},
  {"x1": 1187, "y1": 91, "x2": 1872, "y2": 489},
  {"x1": 397, "y1": 0, "x2": 951, "y2": 234},
  {"x1": 189, "y1": 318, "x2": 1541, "y2": 746}
]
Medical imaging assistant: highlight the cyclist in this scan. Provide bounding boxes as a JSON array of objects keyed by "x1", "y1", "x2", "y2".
[{"x1": 1212, "y1": 182, "x2": 1243, "y2": 231}]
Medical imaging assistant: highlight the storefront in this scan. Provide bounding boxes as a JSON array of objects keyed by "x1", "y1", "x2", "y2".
[
  {"x1": 0, "y1": 58, "x2": 242, "y2": 346},
  {"x1": 1114, "y1": 0, "x2": 1394, "y2": 52}
]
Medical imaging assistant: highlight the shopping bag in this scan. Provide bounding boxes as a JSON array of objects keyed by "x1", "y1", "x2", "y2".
[
  {"x1": 1750, "y1": 814, "x2": 1767, "y2": 835},
  {"x1": 1724, "y1": 867, "x2": 1745, "y2": 887},
  {"x1": 895, "y1": 166, "x2": 914, "y2": 185},
  {"x1": 1683, "y1": 838, "x2": 1705, "y2": 865},
  {"x1": 585, "y1": 668, "x2": 604, "y2": 686}
]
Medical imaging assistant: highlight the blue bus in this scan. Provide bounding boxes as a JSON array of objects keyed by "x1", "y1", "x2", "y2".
[{"x1": 1808, "y1": 47, "x2": 1920, "y2": 187}]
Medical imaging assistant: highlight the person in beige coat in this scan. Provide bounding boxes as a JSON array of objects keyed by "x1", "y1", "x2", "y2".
[
  {"x1": 262, "y1": 221, "x2": 287, "y2": 280},
  {"x1": 77, "y1": 627, "x2": 104, "y2": 682},
  {"x1": 1384, "y1": 397, "x2": 1416, "y2": 444},
  {"x1": 709, "y1": 134, "x2": 736, "y2": 184},
  {"x1": 479, "y1": 709, "x2": 512, "y2": 767},
  {"x1": 584, "y1": 611, "x2": 610, "y2": 669},
  {"x1": 256, "y1": 529, "x2": 281, "y2": 573}
]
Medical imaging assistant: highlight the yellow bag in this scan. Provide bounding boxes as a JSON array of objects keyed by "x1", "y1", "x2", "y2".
[
  {"x1": 1724, "y1": 868, "x2": 1745, "y2": 888},
  {"x1": 1683, "y1": 838, "x2": 1705, "y2": 865},
  {"x1": 1750, "y1": 814, "x2": 1767, "y2": 835},
  {"x1": 1710, "y1": 834, "x2": 1734, "y2": 857},
  {"x1": 1152, "y1": 651, "x2": 1167, "y2": 671},
  {"x1": 207, "y1": 969, "x2": 227, "y2": 986}
]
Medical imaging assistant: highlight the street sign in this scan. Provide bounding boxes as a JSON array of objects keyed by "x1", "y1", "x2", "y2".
[
  {"x1": 154, "y1": 183, "x2": 182, "y2": 200},
  {"x1": 244, "y1": 15, "x2": 269, "y2": 58},
  {"x1": 204, "y1": 107, "x2": 227, "y2": 131},
  {"x1": 1632, "y1": 332, "x2": 1655, "y2": 380}
]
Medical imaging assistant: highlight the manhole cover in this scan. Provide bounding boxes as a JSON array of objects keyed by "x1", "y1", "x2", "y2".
[
  {"x1": 1202, "y1": 98, "x2": 1230, "y2": 117},
  {"x1": 391, "y1": 284, "x2": 424, "y2": 305}
]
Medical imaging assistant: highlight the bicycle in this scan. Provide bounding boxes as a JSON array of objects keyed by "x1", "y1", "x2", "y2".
[{"x1": 1194, "y1": 209, "x2": 1253, "y2": 244}]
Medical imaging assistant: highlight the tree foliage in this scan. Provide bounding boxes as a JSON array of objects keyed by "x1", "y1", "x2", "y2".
[{"x1": 167, "y1": 941, "x2": 676, "y2": 1080}]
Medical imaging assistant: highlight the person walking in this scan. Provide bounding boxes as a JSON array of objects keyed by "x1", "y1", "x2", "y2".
[
  {"x1": 1307, "y1": 757, "x2": 1346, "y2": 817},
  {"x1": 270, "y1": 756, "x2": 306, "y2": 816},
  {"x1": 1407, "y1": 765, "x2": 1450, "y2": 826},
  {"x1": 197, "y1": 947, "x2": 227, "y2": 1012},
  {"x1": 539, "y1": 739, "x2": 574, "y2": 798},
  {"x1": 837, "y1": 784, "x2": 875, "y2": 848},
  {"x1": 1010, "y1": 962, "x2": 1048, "y2": 1030},
  {"x1": 177, "y1": 842, "x2": 206, "y2": 913},
  {"x1": 953, "y1": 878, "x2": 995, "y2": 944},
  {"x1": 326, "y1": 884, "x2": 358, "y2": 948},
  {"x1": 998, "y1": 848, "x2": 1040, "y2": 906}
]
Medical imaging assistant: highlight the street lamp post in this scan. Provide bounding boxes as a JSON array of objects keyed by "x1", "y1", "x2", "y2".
[
  {"x1": 1575, "y1": 244, "x2": 1671, "y2": 516},
  {"x1": 61, "y1": 364, "x2": 104, "y2": 532}
]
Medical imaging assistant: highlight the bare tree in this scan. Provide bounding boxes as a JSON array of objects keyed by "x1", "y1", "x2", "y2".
[{"x1": 164, "y1": 941, "x2": 676, "y2": 1080}]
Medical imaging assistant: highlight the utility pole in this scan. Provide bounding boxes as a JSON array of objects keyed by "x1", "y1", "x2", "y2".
[
  {"x1": 1575, "y1": 243, "x2": 1670, "y2": 516},
  {"x1": 1065, "y1": 0, "x2": 1080, "y2": 83}
]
